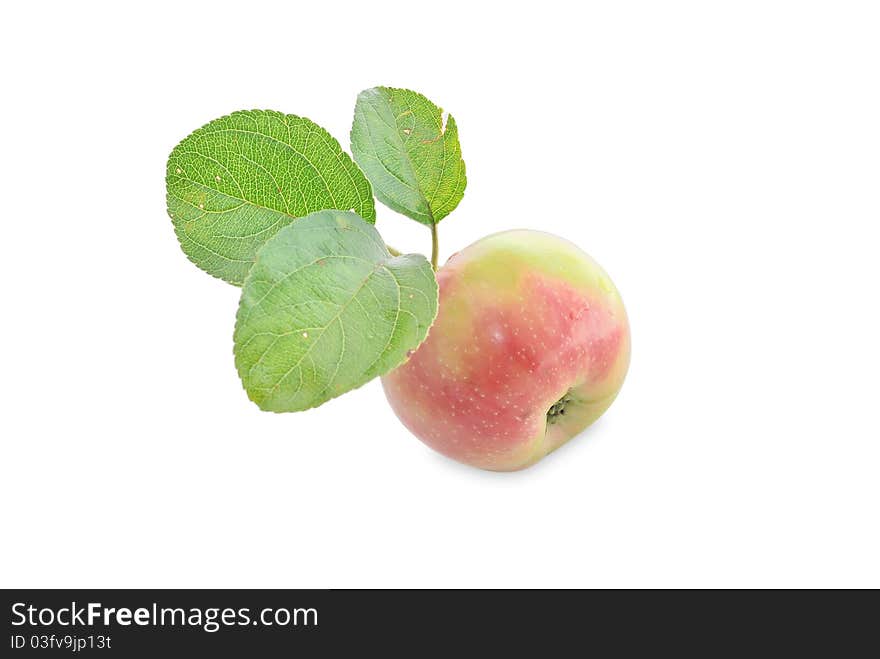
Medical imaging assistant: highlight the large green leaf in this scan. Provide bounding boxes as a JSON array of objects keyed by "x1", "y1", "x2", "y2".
[
  {"x1": 351, "y1": 87, "x2": 466, "y2": 225},
  {"x1": 234, "y1": 210, "x2": 438, "y2": 412},
  {"x1": 166, "y1": 110, "x2": 375, "y2": 285}
]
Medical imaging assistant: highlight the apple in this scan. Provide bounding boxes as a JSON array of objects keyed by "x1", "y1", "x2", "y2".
[{"x1": 382, "y1": 230, "x2": 631, "y2": 471}]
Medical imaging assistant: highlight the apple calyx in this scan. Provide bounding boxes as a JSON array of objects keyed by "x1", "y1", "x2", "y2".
[{"x1": 546, "y1": 390, "x2": 575, "y2": 426}]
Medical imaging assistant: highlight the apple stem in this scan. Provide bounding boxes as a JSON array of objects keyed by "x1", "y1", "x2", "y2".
[{"x1": 430, "y1": 223, "x2": 439, "y2": 270}]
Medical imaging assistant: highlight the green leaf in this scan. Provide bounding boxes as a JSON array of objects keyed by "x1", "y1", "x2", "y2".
[
  {"x1": 166, "y1": 110, "x2": 376, "y2": 285},
  {"x1": 234, "y1": 210, "x2": 438, "y2": 412},
  {"x1": 351, "y1": 87, "x2": 466, "y2": 226}
]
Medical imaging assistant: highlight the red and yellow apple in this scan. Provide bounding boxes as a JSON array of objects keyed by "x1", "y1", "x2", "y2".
[{"x1": 382, "y1": 230, "x2": 630, "y2": 471}]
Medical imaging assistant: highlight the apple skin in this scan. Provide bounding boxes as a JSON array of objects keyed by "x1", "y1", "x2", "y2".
[{"x1": 382, "y1": 230, "x2": 631, "y2": 471}]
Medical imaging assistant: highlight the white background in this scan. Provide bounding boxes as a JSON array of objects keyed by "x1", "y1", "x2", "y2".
[{"x1": 1, "y1": 1, "x2": 878, "y2": 588}]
